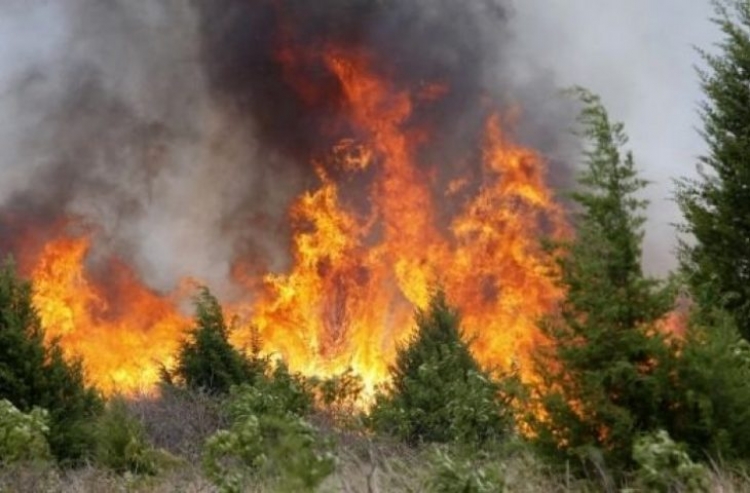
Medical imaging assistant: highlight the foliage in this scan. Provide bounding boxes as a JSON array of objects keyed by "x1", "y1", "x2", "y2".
[
  {"x1": 167, "y1": 287, "x2": 263, "y2": 395},
  {"x1": 223, "y1": 365, "x2": 313, "y2": 422},
  {"x1": 628, "y1": 430, "x2": 710, "y2": 493},
  {"x1": 676, "y1": 0, "x2": 750, "y2": 341},
  {"x1": 258, "y1": 360, "x2": 315, "y2": 416},
  {"x1": 93, "y1": 397, "x2": 161, "y2": 475},
  {"x1": 667, "y1": 309, "x2": 750, "y2": 460},
  {"x1": 0, "y1": 258, "x2": 103, "y2": 464},
  {"x1": 370, "y1": 290, "x2": 510, "y2": 445},
  {"x1": 202, "y1": 384, "x2": 334, "y2": 493},
  {"x1": 427, "y1": 448, "x2": 505, "y2": 493},
  {"x1": 529, "y1": 89, "x2": 677, "y2": 473},
  {"x1": 0, "y1": 399, "x2": 50, "y2": 464},
  {"x1": 312, "y1": 368, "x2": 366, "y2": 429},
  {"x1": 316, "y1": 367, "x2": 364, "y2": 411}
]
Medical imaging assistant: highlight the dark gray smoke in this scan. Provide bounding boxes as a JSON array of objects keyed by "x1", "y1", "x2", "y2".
[
  {"x1": 0, "y1": 0, "x2": 575, "y2": 294},
  {"x1": 194, "y1": 1, "x2": 506, "y2": 158}
]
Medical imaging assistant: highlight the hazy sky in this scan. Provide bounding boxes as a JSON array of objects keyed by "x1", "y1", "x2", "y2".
[
  {"x1": 512, "y1": 0, "x2": 720, "y2": 274},
  {"x1": 0, "y1": 1, "x2": 723, "y2": 277}
]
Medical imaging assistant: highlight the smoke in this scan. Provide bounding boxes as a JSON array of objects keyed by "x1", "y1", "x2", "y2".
[
  {"x1": 0, "y1": 1, "x2": 302, "y2": 292},
  {"x1": 192, "y1": 0, "x2": 576, "y2": 183},
  {"x1": 508, "y1": 0, "x2": 719, "y2": 275},
  {"x1": 0, "y1": 0, "x2": 577, "y2": 295}
]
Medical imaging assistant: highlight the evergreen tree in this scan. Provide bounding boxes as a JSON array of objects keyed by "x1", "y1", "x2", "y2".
[
  {"x1": 169, "y1": 287, "x2": 258, "y2": 394},
  {"x1": 529, "y1": 90, "x2": 676, "y2": 471},
  {"x1": 669, "y1": 310, "x2": 750, "y2": 460},
  {"x1": 0, "y1": 258, "x2": 102, "y2": 464},
  {"x1": 677, "y1": 0, "x2": 750, "y2": 340},
  {"x1": 370, "y1": 290, "x2": 509, "y2": 445}
]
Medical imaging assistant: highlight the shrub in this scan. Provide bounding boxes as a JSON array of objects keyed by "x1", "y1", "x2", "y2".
[
  {"x1": 93, "y1": 397, "x2": 160, "y2": 475},
  {"x1": 203, "y1": 384, "x2": 334, "y2": 493},
  {"x1": 0, "y1": 258, "x2": 102, "y2": 464},
  {"x1": 316, "y1": 367, "x2": 364, "y2": 411},
  {"x1": 667, "y1": 310, "x2": 750, "y2": 460},
  {"x1": 167, "y1": 287, "x2": 262, "y2": 395},
  {"x1": 0, "y1": 399, "x2": 50, "y2": 464},
  {"x1": 427, "y1": 448, "x2": 504, "y2": 493},
  {"x1": 629, "y1": 430, "x2": 709, "y2": 493},
  {"x1": 255, "y1": 361, "x2": 314, "y2": 417},
  {"x1": 369, "y1": 290, "x2": 510, "y2": 445}
]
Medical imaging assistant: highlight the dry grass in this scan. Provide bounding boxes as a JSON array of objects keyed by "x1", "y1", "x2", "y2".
[
  {"x1": 3, "y1": 396, "x2": 750, "y2": 492},
  {"x1": 3, "y1": 455, "x2": 750, "y2": 492},
  {"x1": 127, "y1": 387, "x2": 228, "y2": 462}
]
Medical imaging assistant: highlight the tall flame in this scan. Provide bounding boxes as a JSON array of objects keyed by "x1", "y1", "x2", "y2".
[
  {"x1": 17, "y1": 44, "x2": 566, "y2": 396},
  {"x1": 239, "y1": 47, "x2": 566, "y2": 392}
]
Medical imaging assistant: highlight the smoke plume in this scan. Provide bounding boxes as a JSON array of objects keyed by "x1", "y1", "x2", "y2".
[{"x1": 0, "y1": 0, "x2": 574, "y2": 295}]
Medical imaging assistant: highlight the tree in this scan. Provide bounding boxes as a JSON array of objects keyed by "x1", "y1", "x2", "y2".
[
  {"x1": 668, "y1": 310, "x2": 750, "y2": 460},
  {"x1": 0, "y1": 258, "x2": 103, "y2": 464},
  {"x1": 168, "y1": 287, "x2": 260, "y2": 394},
  {"x1": 370, "y1": 290, "x2": 509, "y2": 445},
  {"x1": 677, "y1": 0, "x2": 750, "y2": 340},
  {"x1": 529, "y1": 89, "x2": 676, "y2": 472}
]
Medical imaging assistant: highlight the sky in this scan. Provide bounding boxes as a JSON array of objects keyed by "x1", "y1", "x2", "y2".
[
  {"x1": 511, "y1": 0, "x2": 721, "y2": 274},
  {"x1": 0, "y1": 1, "x2": 723, "y2": 278}
]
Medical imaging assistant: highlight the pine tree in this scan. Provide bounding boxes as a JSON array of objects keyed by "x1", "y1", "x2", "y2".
[
  {"x1": 669, "y1": 310, "x2": 750, "y2": 460},
  {"x1": 169, "y1": 287, "x2": 258, "y2": 394},
  {"x1": 677, "y1": 0, "x2": 750, "y2": 340},
  {"x1": 370, "y1": 290, "x2": 509, "y2": 445},
  {"x1": 0, "y1": 258, "x2": 103, "y2": 464},
  {"x1": 530, "y1": 89, "x2": 676, "y2": 472}
]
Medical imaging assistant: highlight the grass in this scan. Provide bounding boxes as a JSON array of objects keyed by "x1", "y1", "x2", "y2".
[
  {"x1": 3, "y1": 392, "x2": 750, "y2": 492},
  {"x1": 3, "y1": 448, "x2": 750, "y2": 492}
]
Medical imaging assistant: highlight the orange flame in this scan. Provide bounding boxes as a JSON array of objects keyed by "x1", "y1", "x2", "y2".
[
  {"x1": 21, "y1": 45, "x2": 567, "y2": 398},
  {"x1": 30, "y1": 236, "x2": 188, "y2": 395},
  {"x1": 237, "y1": 47, "x2": 566, "y2": 392}
]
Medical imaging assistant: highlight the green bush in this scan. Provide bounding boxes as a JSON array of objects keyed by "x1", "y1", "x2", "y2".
[
  {"x1": 93, "y1": 398, "x2": 160, "y2": 475},
  {"x1": 628, "y1": 430, "x2": 709, "y2": 493},
  {"x1": 316, "y1": 367, "x2": 364, "y2": 410},
  {"x1": 0, "y1": 258, "x2": 102, "y2": 464},
  {"x1": 203, "y1": 385, "x2": 334, "y2": 493},
  {"x1": 0, "y1": 399, "x2": 50, "y2": 464},
  {"x1": 256, "y1": 361, "x2": 315, "y2": 417},
  {"x1": 167, "y1": 287, "x2": 263, "y2": 395},
  {"x1": 427, "y1": 448, "x2": 504, "y2": 493},
  {"x1": 667, "y1": 310, "x2": 750, "y2": 460},
  {"x1": 369, "y1": 290, "x2": 510, "y2": 445}
]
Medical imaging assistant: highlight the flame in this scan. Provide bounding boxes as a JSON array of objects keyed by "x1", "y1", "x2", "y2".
[
  {"x1": 30, "y1": 236, "x2": 188, "y2": 395},
  {"x1": 15, "y1": 42, "x2": 567, "y2": 398},
  {"x1": 238, "y1": 47, "x2": 566, "y2": 392}
]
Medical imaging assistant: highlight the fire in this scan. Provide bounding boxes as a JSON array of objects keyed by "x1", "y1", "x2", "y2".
[
  {"x1": 30, "y1": 235, "x2": 188, "y2": 395},
  {"x1": 239, "y1": 46, "x2": 566, "y2": 392},
  {"x1": 11, "y1": 32, "x2": 567, "y2": 398}
]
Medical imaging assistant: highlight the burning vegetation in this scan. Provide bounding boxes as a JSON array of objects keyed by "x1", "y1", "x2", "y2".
[{"x1": 1, "y1": 0, "x2": 570, "y2": 395}]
